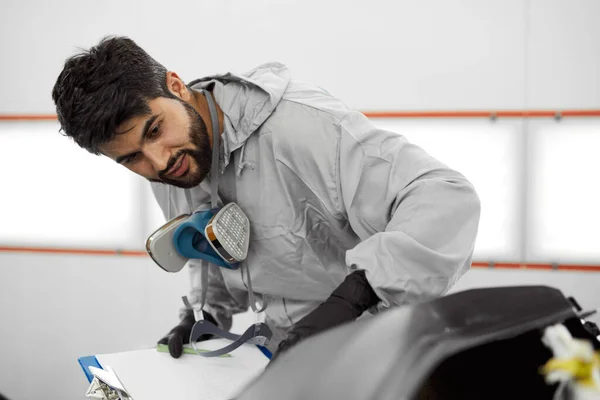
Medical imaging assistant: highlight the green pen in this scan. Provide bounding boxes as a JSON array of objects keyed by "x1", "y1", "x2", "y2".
[{"x1": 156, "y1": 344, "x2": 232, "y2": 358}]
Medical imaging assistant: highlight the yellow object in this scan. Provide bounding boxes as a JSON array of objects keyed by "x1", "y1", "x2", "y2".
[
  {"x1": 541, "y1": 352, "x2": 600, "y2": 389},
  {"x1": 540, "y1": 323, "x2": 600, "y2": 400}
]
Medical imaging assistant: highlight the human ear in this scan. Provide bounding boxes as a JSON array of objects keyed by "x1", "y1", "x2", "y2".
[{"x1": 166, "y1": 71, "x2": 190, "y2": 101}]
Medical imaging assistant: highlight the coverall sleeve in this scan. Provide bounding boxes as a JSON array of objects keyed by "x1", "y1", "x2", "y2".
[
  {"x1": 149, "y1": 183, "x2": 249, "y2": 330},
  {"x1": 337, "y1": 112, "x2": 481, "y2": 310}
]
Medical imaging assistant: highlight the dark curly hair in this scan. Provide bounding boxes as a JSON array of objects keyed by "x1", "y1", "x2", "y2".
[{"x1": 52, "y1": 36, "x2": 176, "y2": 154}]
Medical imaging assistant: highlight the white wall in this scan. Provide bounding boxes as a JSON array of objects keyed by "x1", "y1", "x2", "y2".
[
  {"x1": 527, "y1": 0, "x2": 600, "y2": 108},
  {"x1": 1, "y1": 0, "x2": 599, "y2": 114},
  {"x1": 1, "y1": 1, "x2": 599, "y2": 399}
]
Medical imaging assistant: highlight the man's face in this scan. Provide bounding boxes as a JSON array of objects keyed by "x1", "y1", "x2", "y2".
[{"x1": 100, "y1": 96, "x2": 211, "y2": 189}]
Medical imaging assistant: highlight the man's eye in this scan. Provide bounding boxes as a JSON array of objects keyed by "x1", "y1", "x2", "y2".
[
  {"x1": 125, "y1": 153, "x2": 141, "y2": 164},
  {"x1": 148, "y1": 124, "x2": 161, "y2": 139}
]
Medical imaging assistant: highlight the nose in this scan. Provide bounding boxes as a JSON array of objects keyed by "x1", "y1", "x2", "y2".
[{"x1": 143, "y1": 142, "x2": 171, "y2": 174}]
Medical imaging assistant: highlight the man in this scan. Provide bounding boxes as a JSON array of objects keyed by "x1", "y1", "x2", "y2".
[{"x1": 52, "y1": 36, "x2": 481, "y2": 360}]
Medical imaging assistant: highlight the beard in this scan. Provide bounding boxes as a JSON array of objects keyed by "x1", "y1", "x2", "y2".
[{"x1": 152, "y1": 100, "x2": 212, "y2": 189}]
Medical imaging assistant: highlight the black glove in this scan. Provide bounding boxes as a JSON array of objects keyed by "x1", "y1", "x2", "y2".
[
  {"x1": 272, "y1": 270, "x2": 380, "y2": 362},
  {"x1": 157, "y1": 309, "x2": 217, "y2": 358}
]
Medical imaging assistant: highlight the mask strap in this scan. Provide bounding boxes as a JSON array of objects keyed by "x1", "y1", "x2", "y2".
[
  {"x1": 184, "y1": 263, "x2": 272, "y2": 358},
  {"x1": 207, "y1": 91, "x2": 267, "y2": 314},
  {"x1": 202, "y1": 89, "x2": 221, "y2": 209},
  {"x1": 167, "y1": 185, "x2": 172, "y2": 220},
  {"x1": 198, "y1": 90, "x2": 221, "y2": 317},
  {"x1": 200, "y1": 261, "x2": 209, "y2": 311},
  {"x1": 180, "y1": 88, "x2": 271, "y2": 355},
  {"x1": 181, "y1": 89, "x2": 220, "y2": 319},
  {"x1": 180, "y1": 90, "x2": 227, "y2": 322},
  {"x1": 181, "y1": 261, "x2": 272, "y2": 357},
  {"x1": 244, "y1": 264, "x2": 267, "y2": 313},
  {"x1": 183, "y1": 189, "x2": 194, "y2": 214},
  {"x1": 181, "y1": 261, "x2": 209, "y2": 318},
  {"x1": 227, "y1": 140, "x2": 268, "y2": 314},
  {"x1": 189, "y1": 320, "x2": 272, "y2": 358}
]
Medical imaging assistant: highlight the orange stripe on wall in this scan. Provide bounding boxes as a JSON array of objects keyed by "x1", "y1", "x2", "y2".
[
  {"x1": 3, "y1": 110, "x2": 600, "y2": 121},
  {"x1": 471, "y1": 262, "x2": 600, "y2": 273},
  {"x1": 362, "y1": 110, "x2": 600, "y2": 118},
  {"x1": 0, "y1": 115, "x2": 58, "y2": 121},
  {"x1": 0, "y1": 246, "x2": 147, "y2": 257},
  {"x1": 1, "y1": 246, "x2": 599, "y2": 272}
]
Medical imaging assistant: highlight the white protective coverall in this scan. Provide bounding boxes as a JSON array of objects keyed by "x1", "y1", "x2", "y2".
[{"x1": 151, "y1": 62, "x2": 481, "y2": 347}]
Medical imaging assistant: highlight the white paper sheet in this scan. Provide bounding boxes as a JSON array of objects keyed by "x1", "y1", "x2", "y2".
[{"x1": 94, "y1": 339, "x2": 269, "y2": 400}]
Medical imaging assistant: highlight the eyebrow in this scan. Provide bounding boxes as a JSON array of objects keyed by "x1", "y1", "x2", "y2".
[{"x1": 115, "y1": 114, "x2": 160, "y2": 164}]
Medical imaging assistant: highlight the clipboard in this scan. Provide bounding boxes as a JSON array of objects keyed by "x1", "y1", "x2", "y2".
[{"x1": 78, "y1": 339, "x2": 270, "y2": 400}]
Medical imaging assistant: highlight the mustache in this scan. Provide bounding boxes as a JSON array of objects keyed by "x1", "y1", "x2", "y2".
[{"x1": 158, "y1": 149, "x2": 192, "y2": 179}]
